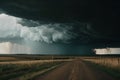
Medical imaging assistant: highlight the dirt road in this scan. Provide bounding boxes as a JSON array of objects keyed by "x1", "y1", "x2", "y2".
[{"x1": 35, "y1": 59, "x2": 118, "y2": 80}]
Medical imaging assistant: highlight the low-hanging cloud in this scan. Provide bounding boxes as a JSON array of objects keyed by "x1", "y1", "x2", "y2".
[
  {"x1": 0, "y1": 13, "x2": 77, "y2": 43},
  {"x1": 20, "y1": 24, "x2": 76, "y2": 43}
]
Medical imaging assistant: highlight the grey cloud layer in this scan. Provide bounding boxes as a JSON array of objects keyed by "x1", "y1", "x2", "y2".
[
  {"x1": 20, "y1": 24, "x2": 76, "y2": 43},
  {"x1": 0, "y1": 13, "x2": 76, "y2": 43}
]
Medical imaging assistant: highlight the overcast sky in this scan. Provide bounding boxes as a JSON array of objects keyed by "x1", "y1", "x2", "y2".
[
  {"x1": 0, "y1": 13, "x2": 120, "y2": 55},
  {"x1": 0, "y1": 0, "x2": 120, "y2": 55},
  {"x1": 0, "y1": 13, "x2": 80, "y2": 55}
]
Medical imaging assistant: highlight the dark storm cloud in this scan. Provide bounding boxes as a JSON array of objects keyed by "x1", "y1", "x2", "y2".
[
  {"x1": 0, "y1": 0, "x2": 120, "y2": 24},
  {"x1": 0, "y1": 0, "x2": 120, "y2": 55},
  {"x1": 0, "y1": 0, "x2": 97, "y2": 22},
  {"x1": 18, "y1": 19, "x2": 40, "y2": 27},
  {"x1": 0, "y1": 13, "x2": 119, "y2": 45},
  {"x1": 0, "y1": 14, "x2": 78, "y2": 43},
  {"x1": 0, "y1": 10, "x2": 3, "y2": 14},
  {"x1": 20, "y1": 23, "x2": 77, "y2": 43},
  {"x1": 19, "y1": 19, "x2": 120, "y2": 44}
]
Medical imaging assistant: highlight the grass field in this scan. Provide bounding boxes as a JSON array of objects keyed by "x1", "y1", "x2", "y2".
[
  {"x1": 0, "y1": 55, "x2": 73, "y2": 80},
  {"x1": 82, "y1": 56, "x2": 120, "y2": 78},
  {"x1": 82, "y1": 56, "x2": 120, "y2": 69},
  {"x1": 0, "y1": 55, "x2": 120, "y2": 80}
]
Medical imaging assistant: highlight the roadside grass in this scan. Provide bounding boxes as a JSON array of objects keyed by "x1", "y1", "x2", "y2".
[
  {"x1": 18, "y1": 62, "x2": 62, "y2": 80},
  {"x1": 0, "y1": 61, "x2": 63, "y2": 80},
  {"x1": 84, "y1": 60, "x2": 120, "y2": 79},
  {"x1": 0, "y1": 55, "x2": 73, "y2": 80},
  {"x1": 0, "y1": 64, "x2": 37, "y2": 80}
]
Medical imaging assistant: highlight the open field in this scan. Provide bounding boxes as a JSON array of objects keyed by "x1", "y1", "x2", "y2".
[
  {"x1": 0, "y1": 57, "x2": 19, "y2": 61},
  {"x1": 82, "y1": 56, "x2": 120, "y2": 69},
  {"x1": 0, "y1": 55, "x2": 120, "y2": 80},
  {"x1": 0, "y1": 54, "x2": 74, "y2": 61},
  {"x1": 0, "y1": 61, "x2": 64, "y2": 80},
  {"x1": 81, "y1": 56, "x2": 120, "y2": 79},
  {"x1": 0, "y1": 55, "x2": 73, "y2": 80}
]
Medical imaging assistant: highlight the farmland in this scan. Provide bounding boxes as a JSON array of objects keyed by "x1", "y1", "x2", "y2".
[
  {"x1": 81, "y1": 56, "x2": 120, "y2": 78},
  {"x1": 82, "y1": 56, "x2": 120, "y2": 69},
  {"x1": 0, "y1": 55, "x2": 120, "y2": 80},
  {"x1": 0, "y1": 55, "x2": 73, "y2": 80}
]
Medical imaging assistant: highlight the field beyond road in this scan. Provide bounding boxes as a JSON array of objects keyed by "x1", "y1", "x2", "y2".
[{"x1": 0, "y1": 55, "x2": 120, "y2": 80}]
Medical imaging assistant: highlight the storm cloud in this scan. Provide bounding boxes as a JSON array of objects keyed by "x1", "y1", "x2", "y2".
[
  {"x1": 0, "y1": 13, "x2": 77, "y2": 43},
  {"x1": 0, "y1": 0, "x2": 120, "y2": 55},
  {"x1": 0, "y1": 0, "x2": 120, "y2": 45}
]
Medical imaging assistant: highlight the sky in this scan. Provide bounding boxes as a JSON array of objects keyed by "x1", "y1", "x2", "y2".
[
  {"x1": 0, "y1": 0, "x2": 120, "y2": 55},
  {"x1": 0, "y1": 42, "x2": 11, "y2": 53},
  {"x1": 0, "y1": 13, "x2": 80, "y2": 55},
  {"x1": 0, "y1": 42, "x2": 31, "y2": 54},
  {"x1": 94, "y1": 48, "x2": 120, "y2": 55}
]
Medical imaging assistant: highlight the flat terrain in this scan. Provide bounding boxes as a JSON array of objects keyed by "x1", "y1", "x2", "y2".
[
  {"x1": 35, "y1": 59, "x2": 118, "y2": 80},
  {"x1": 0, "y1": 55, "x2": 119, "y2": 80}
]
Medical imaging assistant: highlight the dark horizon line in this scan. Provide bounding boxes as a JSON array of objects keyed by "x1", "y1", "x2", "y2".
[{"x1": 0, "y1": 53, "x2": 120, "y2": 56}]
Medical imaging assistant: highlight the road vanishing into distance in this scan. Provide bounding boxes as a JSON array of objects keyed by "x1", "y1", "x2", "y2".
[{"x1": 35, "y1": 59, "x2": 118, "y2": 80}]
